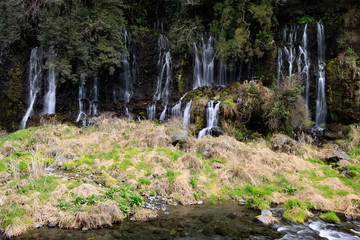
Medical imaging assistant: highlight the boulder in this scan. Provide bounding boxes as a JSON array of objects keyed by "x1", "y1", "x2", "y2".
[
  {"x1": 325, "y1": 150, "x2": 351, "y2": 164},
  {"x1": 256, "y1": 210, "x2": 280, "y2": 226},
  {"x1": 170, "y1": 130, "x2": 188, "y2": 147},
  {"x1": 197, "y1": 143, "x2": 212, "y2": 159},
  {"x1": 209, "y1": 126, "x2": 223, "y2": 137},
  {"x1": 270, "y1": 134, "x2": 297, "y2": 153}
]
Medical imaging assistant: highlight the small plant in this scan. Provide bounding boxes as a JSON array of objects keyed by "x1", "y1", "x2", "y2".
[
  {"x1": 138, "y1": 178, "x2": 151, "y2": 186},
  {"x1": 320, "y1": 211, "x2": 340, "y2": 224},
  {"x1": 190, "y1": 178, "x2": 197, "y2": 188},
  {"x1": 57, "y1": 200, "x2": 70, "y2": 210},
  {"x1": 284, "y1": 184, "x2": 295, "y2": 195},
  {"x1": 167, "y1": 169, "x2": 176, "y2": 183}
]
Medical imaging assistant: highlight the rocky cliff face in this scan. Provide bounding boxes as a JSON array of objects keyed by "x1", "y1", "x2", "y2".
[{"x1": 0, "y1": 18, "x2": 359, "y2": 133}]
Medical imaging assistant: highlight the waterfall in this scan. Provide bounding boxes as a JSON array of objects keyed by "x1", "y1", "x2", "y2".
[
  {"x1": 160, "y1": 106, "x2": 167, "y2": 122},
  {"x1": 147, "y1": 104, "x2": 156, "y2": 120},
  {"x1": 116, "y1": 30, "x2": 135, "y2": 103},
  {"x1": 278, "y1": 25, "x2": 297, "y2": 83},
  {"x1": 76, "y1": 77, "x2": 86, "y2": 124},
  {"x1": 276, "y1": 48, "x2": 283, "y2": 84},
  {"x1": 198, "y1": 100, "x2": 221, "y2": 139},
  {"x1": 193, "y1": 34, "x2": 216, "y2": 89},
  {"x1": 76, "y1": 76, "x2": 99, "y2": 126},
  {"x1": 217, "y1": 58, "x2": 227, "y2": 86},
  {"x1": 21, "y1": 47, "x2": 43, "y2": 129},
  {"x1": 43, "y1": 47, "x2": 56, "y2": 114},
  {"x1": 171, "y1": 102, "x2": 182, "y2": 118},
  {"x1": 298, "y1": 24, "x2": 310, "y2": 116},
  {"x1": 183, "y1": 100, "x2": 192, "y2": 128},
  {"x1": 125, "y1": 107, "x2": 132, "y2": 121},
  {"x1": 154, "y1": 34, "x2": 172, "y2": 105},
  {"x1": 315, "y1": 20, "x2": 327, "y2": 127},
  {"x1": 90, "y1": 77, "x2": 98, "y2": 116}
]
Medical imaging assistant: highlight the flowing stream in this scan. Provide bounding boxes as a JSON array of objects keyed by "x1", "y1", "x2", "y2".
[{"x1": 15, "y1": 202, "x2": 360, "y2": 240}]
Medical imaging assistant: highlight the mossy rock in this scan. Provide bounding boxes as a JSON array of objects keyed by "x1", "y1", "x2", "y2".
[{"x1": 320, "y1": 211, "x2": 340, "y2": 224}]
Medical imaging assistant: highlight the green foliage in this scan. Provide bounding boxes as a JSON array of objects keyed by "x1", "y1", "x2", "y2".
[
  {"x1": 167, "y1": 169, "x2": 176, "y2": 184},
  {"x1": 0, "y1": 205, "x2": 27, "y2": 228},
  {"x1": 284, "y1": 184, "x2": 295, "y2": 195},
  {"x1": 297, "y1": 16, "x2": 315, "y2": 24},
  {"x1": 304, "y1": 158, "x2": 325, "y2": 165},
  {"x1": 57, "y1": 199, "x2": 70, "y2": 211},
  {"x1": 220, "y1": 99, "x2": 235, "y2": 107},
  {"x1": 245, "y1": 197, "x2": 269, "y2": 210},
  {"x1": 104, "y1": 187, "x2": 143, "y2": 214},
  {"x1": 284, "y1": 199, "x2": 307, "y2": 211},
  {"x1": 320, "y1": 211, "x2": 340, "y2": 224},
  {"x1": 138, "y1": 178, "x2": 151, "y2": 186},
  {"x1": 0, "y1": 162, "x2": 6, "y2": 172}
]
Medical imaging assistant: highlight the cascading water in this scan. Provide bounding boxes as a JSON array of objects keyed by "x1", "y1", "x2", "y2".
[
  {"x1": 160, "y1": 106, "x2": 167, "y2": 122},
  {"x1": 20, "y1": 47, "x2": 43, "y2": 129},
  {"x1": 276, "y1": 48, "x2": 283, "y2": 84},
  {"x1": 297, "y1": 24, "x2": 310, "y2": 116},
  {"x1": 43, "y1": 47, "x2": 56, "y2": 114},
  {"x1": 193, "y1": 34, "x2": 216, "y2": 89},
  {"x1": 217, "y1": 58, "x2": 227, "y2": 86},
  {"x1": 183, "y1": 100, "x2": 192, "y2": 128},
  {"x1": 76, "y1": 76, "x2": 99, "y2": 126},
  {"x1": 154, "y1": 34, "x2": 172, "y2": 105},
  {"x1": 278, "y1": 25, "x2": 297, "y2": 83},
  {"x1": 147, "y1": 104, "x2": 156, "y2": 120},
  {"x1": 125, "y1": 107, "x2": 132, "y2": 121},
  {"x1": 115, "y1": 30, "x2": 135, "y2": 103},
  {"x1": 171, "y1": 102, "x2": 182, "y2": 118},
  {"x1": 198, "y1": 100, "x2": 220, "y2": 139},
  {"x1": 315, "y1": 20, "x2": 327, "y2": 127}
]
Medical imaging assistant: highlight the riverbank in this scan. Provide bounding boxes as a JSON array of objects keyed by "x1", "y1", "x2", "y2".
[{"x1": 0, "y1": 115, "x2": 360, "y2": 238}]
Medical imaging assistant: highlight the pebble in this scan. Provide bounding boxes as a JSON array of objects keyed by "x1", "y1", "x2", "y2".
[
  {"x1": 197, "y1": 201, "x2": 203, "y2": 205},
  {"x1": 48, "y1": 222, "x2": 56, "y2": 228},
  {"x1": 164, "y1": 212, "x2": 170, "y2": 215},
  {"x1": 82, "y1": 227, "x2": 89, "y2": 232},
  {"x1": 238, "y1": 199, "x2": 245, "y2": 205}
]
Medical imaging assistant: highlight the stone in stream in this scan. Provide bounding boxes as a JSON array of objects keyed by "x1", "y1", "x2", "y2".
[{"x1": 256, "y1": 209, "x2": 280, "y2": 226}]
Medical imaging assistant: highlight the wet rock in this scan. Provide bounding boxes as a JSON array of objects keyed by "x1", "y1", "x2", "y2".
[
  {"x1": 324, "y1": 125, "x2": 349, "y2": 140},
  {"x1": 170, "y1": 130, "x2": 188, "y2": 147},
  {"x1": 82, "y1": 227, "x2": 89, "y2": 231},
  {"x1": 325, "y1": 150, "x2": 351, "y2": 164},
  {"x1": 270, "y1": 134, "x2": 297, "y2": 153},
  {"x1": 256, "y1": 210, "x2": 280, "y2": 226},
  {"x1": 199, "y1": 215, "x2": 213, "y2": 223},
  {"x1": 226, "y1": 212, "x2": 237, "y2": 219},
  {"x1": 209, "y1": 126, "x2": 223, "y2": 137},
  {"x1": 197, "y1": 201, "x2": 203, "y2": 205},
  {"x1": 238, "y1": 199, "x2": 245, "y2": 205},
  {"x1": 48, "y1": 217, "x2": 59, "y2": 227},
  {"x1": 98, "y1": 202, "x2": 123, "y2": 222}
]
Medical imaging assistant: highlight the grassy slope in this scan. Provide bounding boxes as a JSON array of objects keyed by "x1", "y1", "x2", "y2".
[{"x1": 0, "y1": 116, "x2": 360, "y2": 237}]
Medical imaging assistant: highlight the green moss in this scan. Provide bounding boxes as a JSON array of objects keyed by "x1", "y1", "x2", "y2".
[
  {"x1": 220, "y1": 99, "x2": 235, "y2": 107},
  {"x1": 320, "y1": 211, "x2": 340, "y2": 224},
  {"x1": 283, "y1": 208, "x2": 307, "y2": 223}
]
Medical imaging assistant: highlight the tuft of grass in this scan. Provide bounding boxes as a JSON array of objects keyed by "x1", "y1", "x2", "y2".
[
  {"x1": 0, "y1": 205, "x2": 27, "y2": 228},
  {"x1": 283, "y1": 199, "x2": 309, "y2": 223},
  {"x1": 0, "y1": 162, "x2": 6, "y2": 172},
  {"x1": 304, "y1": 158, "x2": 325, "y2": 165},
  {"x1": 314, "y1": 185, "x2": 335, "y2": 199},
  {"x1": 138, "y1": 178, "x2": 151, "y2": 186},
  {"x1": 320, "y1": 211, "x2": 340, "y2": 224}
]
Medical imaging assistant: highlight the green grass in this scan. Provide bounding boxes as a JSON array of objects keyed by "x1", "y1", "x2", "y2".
[
  {"x1": 76, "y1": 154, "x2": 96, "y2": 166},
  {"x1": 314, "y1": 185, "x2": 335, "y2": 199},
  {"x1": 0, "y1": 205, "x2": 27, "y2": 228},
  {"x1": 284, "y1": 199, "x2": 307, "y2": 211},
  {"x1": 138, "y1": 178, "x2": 151, "y2": 186},
  {"x1": 283, "y1": 199, "x2": 308, "y2": 223},
  {"x1": 0, "y1": 129, "x2": 32, "y2": 148},
  {"x1": 320, "y1": 211, "x2": 340, "y2": 224},
  {"x1": 119, "y1": 159, "x2": 133, "y2": 171},
  {"x1": 0, "y1": 162, "x2": 6, "y2": 172},
  {"x1": 67, "y1": 181, "x2": 82, "y2": 190},
  {"x1": 220, "y1": 99, "x2": 235, "y2": 107},
  {"x1": 304, "y1": 158, "x2": 325, "y2": 165},
  {"x1": 166, "y1": 169, "x2": 180, "y2": 184}
]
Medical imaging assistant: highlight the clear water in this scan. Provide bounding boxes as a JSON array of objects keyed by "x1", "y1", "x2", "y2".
[{"x1": 13, "y1": 202, "x2": 360, "y2": 240}]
